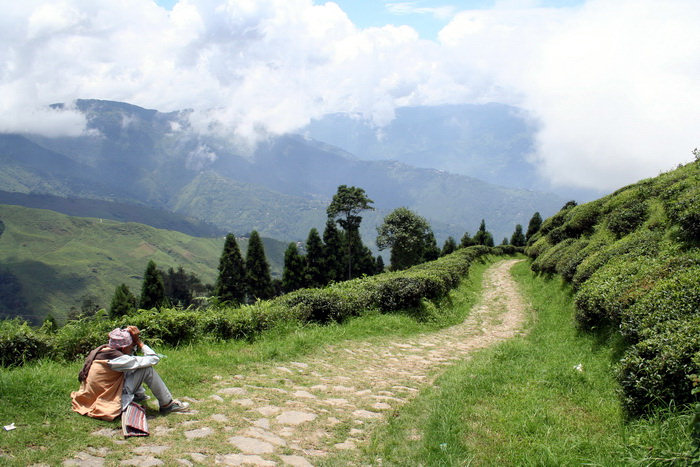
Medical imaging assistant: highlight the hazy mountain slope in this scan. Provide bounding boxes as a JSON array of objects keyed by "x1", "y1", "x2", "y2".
[
  {"x1": 302, "y1": 103, "x2": 539, "y2": 189},
  {"x1": 0, "y1": 205, "x2": 285, "y2": 323},
  {"x1": 7, "y1": 99, "x2": 565, "y2": 244},
  {"x1": 0, "y1": 191, "x2": 225, "y2": 238}
]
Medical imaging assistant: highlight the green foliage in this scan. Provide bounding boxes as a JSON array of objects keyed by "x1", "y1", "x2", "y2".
[
  {"x1": 531, "y1": 238, "x2": 576, "y2": 274},
  {"x1": 618, "y1": 316, "x2": 700, "y2": 416},
  {"x1": 621, "y1": 262, "x2": 700, "y2": 341},
  {"x1": 322, "y1": 219, "x2": 345, "y2": 283},
  {"x1": 109, "y1": 283, "x2": 137, "y2": 318},
  {"x1": 282, "y1": 242, "x2": 306, "y2": 293},
  {"x1": 376, "y1": 207, "x2": 435, "y2": 270},
  {"x1": 526, "y1": 160, "x2": 700, "y2": 417},
  {"x1": 162, "y1": 266, "x2": 209, "y2": 308},
  {"x1": 245, "y1": 230, "x2": 274, "y2": 301},
  {"x1": 117, "y1": 308, "x2": 201, "y2": 347},
  {"x1": 525, "y1": 211, "x2": 542, "y2": 243},
  {"x1": 664, "y1": 177, "x2": 700, "y2": 243},
  {"x1": 510, "y1": 224, "x2": 526, "y2": 247},
  {"x1": 441, "y1": 236, "x2": 457, "y2": 257},
  {"x1": 460, "y1": 231, "x2": 475, "y2": 248},
  {"x1": 326, "y1": 185, "x2": 375, "y2": 232},
  {"x1": 304, "y1": 228, "x2": 326, "y2": 288},
  {"x1": 0, "y1": 319, "x2": 52, "y2": 367},
  {"x1": 139, "y1": 260, "x2": 165, "y2": 309},
  {"x1": 214, "y1": 233, "x2": 246, "y2": 304},
  {"x1": 606, "y1": 199, "x2": 648, "y2": 238},
  {"x1": 473, "y1": 219, "x2": 494, "y2": 247}
]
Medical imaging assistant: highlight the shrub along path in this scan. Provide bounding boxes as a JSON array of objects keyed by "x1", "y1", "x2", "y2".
[{"x1": 62, "y1": 259, "x2": 528, "y2": 466}]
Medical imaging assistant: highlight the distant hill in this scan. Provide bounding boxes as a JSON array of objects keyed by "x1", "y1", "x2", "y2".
[
  {"x1": 2, "y1": 99, "x2": 566, "y2": 244},
  {"x1": 302, "y1": 103, "x2": 539, "y2": 190},
  {"x1": 0, "y1": 205, "x2": 286, "y2": 323},
  {"x1": 0, "y1": 190, "x2": 225, "y2": 238}
]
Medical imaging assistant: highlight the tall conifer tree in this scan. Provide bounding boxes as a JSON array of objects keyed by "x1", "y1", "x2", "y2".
[
  {"x1": 473, "y1": 219, "x2": 495, "y2": 247},
  {"x1": 460, "y1": 231, "x2": 475, "y2": 248},
  {"x1": 322, "y1": 219, "x2": 344, "y2": 283},
  {"x1": 245, "y1": 231, "x2": 274, "y2": 301},
  {"x1": 139, "y1": 260, "x2": 165, "y2": 309},
  {"x1": 441, "y1": 236, "x2": 457, "y2": 256},
  {"x1": 304, "y1": 228, "x2": 326, "y2": 287},
  {"x1": 110, "y1": 283, "x2": 137, "y2": 317},
  {"x1": 215, "y1": 233, "x2": 246, "y2": 304},
  {"x1": 526, "y1": 212, "x2": 543, "y2": 243},
  {"x1": 510, "y1": 224, "x2": 526, "y2": 246},
  {"x1": 282, "y1": 243, "x2": 306, "y2": 293}
]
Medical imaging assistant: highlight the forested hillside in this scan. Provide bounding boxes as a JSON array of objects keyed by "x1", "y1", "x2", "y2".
[
  {"x1": 0, "y1": 205, "x2": 286, "y2": 323},
  {"x1": 526, "y1": 158, "x2": 699, "y2": 415}
]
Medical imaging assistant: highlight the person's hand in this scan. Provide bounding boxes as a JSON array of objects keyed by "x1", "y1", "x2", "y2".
[{"x1": 126, "y1": 326, "x2": 143, "y2": 348}]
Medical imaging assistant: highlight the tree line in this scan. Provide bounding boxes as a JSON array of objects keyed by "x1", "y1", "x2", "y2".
[{"x1": 105, "y1": 185, "x2": 545, "y2": 317}]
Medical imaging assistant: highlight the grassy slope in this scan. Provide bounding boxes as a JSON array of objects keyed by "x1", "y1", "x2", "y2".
[
  {"x1": 359, "y1": 261, "x2": 693, "y2": 465},
  {"x1": 0, "y1": 205, "x2": 285, "y2": 323},
  {"x1": 0, "y1": 255, "x2": 494, "y2": 466}
]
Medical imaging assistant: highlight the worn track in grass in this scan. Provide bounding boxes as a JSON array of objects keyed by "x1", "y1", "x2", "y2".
[{"x1": 62, "y1": 259, "x2": 528, "y2": 466}]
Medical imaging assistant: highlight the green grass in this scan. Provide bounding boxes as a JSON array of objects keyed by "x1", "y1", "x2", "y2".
[
  {"x1": 358, "y1": 260, "x2": 695, "y2": 465},
  {"x1": 0, "y1": 256, "x2": 494, "y2": 465}
]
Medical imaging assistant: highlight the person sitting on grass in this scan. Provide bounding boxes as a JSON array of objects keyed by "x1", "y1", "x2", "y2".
[{"x1": 71, "y1": 325, "x2": 189, "y2": 421}]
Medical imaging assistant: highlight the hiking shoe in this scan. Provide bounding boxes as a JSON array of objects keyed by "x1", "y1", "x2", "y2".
[{"x1": 159, "y1": 399, "x2": 190, "y2": 414}]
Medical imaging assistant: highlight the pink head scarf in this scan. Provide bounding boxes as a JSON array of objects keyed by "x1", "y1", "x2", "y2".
[{"x1": 108, "y1": 328, "x2": 133, "y2": 349}]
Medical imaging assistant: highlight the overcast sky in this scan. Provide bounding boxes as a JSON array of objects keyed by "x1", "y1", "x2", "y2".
[{"x1": 1, "y1": 0, "x2": 699, "y2": 191}]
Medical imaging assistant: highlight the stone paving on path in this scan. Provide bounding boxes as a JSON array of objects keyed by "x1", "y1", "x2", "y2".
[{"x1": 60, "y1": 259, "x2": 527, "y2": 466}]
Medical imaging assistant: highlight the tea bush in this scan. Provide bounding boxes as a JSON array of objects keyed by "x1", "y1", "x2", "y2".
[
  {"x1": 0, "y1": 319, "x2": 52, "y2": 367},
  {"x1": 527, "y1": 160, "x2": 700, "y2": 417},
  {"x1": 574, "y1": 256, "x2": 658, "y2": 330},
  {"x1": 621, "y1": 263, "x2": 700, "y2": 341},
  {"x1": 617, "y1": 316, "x2": 700, "y2": 416},
  {"x1": 0, "y1": 245, "x2": 497, "y2": 367},
  {"x1": 607, "y1": 199, "x2": 648, "y2": 238}
]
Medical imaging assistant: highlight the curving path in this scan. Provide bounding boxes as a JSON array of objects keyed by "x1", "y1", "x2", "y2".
[{"x1": 62, "y1": 259, "x2": 528, "y2": 466}]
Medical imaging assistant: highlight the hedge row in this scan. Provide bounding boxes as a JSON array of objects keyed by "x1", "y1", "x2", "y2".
[
  {"x1": 0, "y1": 245, "x2": 495, "y2": 368},
  {"x1": 526, "y1": 159, "x2": 700, "y2": 416}
]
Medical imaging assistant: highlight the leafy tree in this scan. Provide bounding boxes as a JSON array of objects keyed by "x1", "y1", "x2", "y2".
[
  {"x1": 304, "y1": 228, "x2": 326, "y2": 288},
  {"x1": 282, "y1": 243, "x2": 306, "y2": 293},
  {"x1": 214, "y1": 233, "x2": 246, "y2": 304},
  {"x1": 139, "y1": 260, "x2": 165, "y2": 309},
  {"x1": 109, "y1": 283, "x2": 137, "y2": 317},
  {"x1": 327, "y1": 185, "x2": 374, "y2": 279},
  {"x1": 376, "y1": 207, "x2": 435, "y2": 270},
  {"x1": 510, "y1": 224, "x2": 526, "y2": 247},
  {"x1": 441, "y1": 236, "x2": 457, "y2": 256},
  {"x1": 473, "y1": 219, "x2": 495, "y2": 247},
  {"x1": 501, "y1": 237, "x2": 509, "y2": 245},
  {"x1": 322, "y1": 219, "x2": 345, "y2": 283},
  {"x1": 375, "y1": 255, "x2": 385, "y2": 274},
  {"x1": 423, "y1": 231, "x2": 441, "y2": 262},
  {"x1": 526, "y1": 212, "x2": 543, "y2": 242},
  {"x1": 460, "y1": 231, "x2": 475, "y2": 248},
  {"x1": 163, "y1": 266, "x2": 208, "y2": 308},
  {"x1": 245, "y1": 231, "x2": 274, "y2": 301}
]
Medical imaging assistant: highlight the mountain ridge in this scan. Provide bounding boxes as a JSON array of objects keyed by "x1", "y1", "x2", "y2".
[{"x1": 4, "y1": 99, "x2": 566, "y2": 243}]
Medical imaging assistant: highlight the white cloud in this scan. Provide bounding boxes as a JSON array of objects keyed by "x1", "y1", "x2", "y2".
[
  {"x1": 0, "y1": 0, "x2": 698, "y2": 190},
  {"x1": 438, "y1": 0, "x2": 700, "y2": 190}
]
